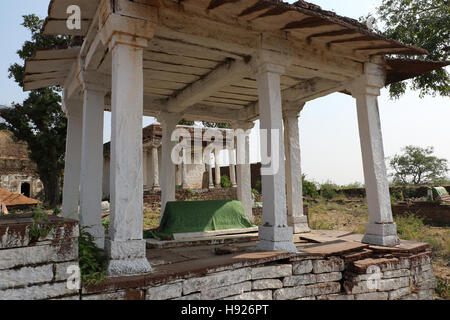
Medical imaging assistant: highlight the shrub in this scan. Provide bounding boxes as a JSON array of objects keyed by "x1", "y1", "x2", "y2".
[
  {"x1": 221, "y1": 175, "x2": 231, "y2": 188},
  {"x1": 302, "y1": 175, "x2": 319, "y2": 198},
  {"x1": 320, "y1": 182, "x2": 338, "y2": 200},
  {"x1": 255, "y1": 179, "x2": 262, "y2": 193},
  {"x1": 78, "y1": 227, "x2": 107, "y2": 286}
]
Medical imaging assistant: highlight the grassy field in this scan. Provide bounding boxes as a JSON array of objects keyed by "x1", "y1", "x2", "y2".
[{"x1": 306, "y1": 198, "x2": 449, "y2": 300}]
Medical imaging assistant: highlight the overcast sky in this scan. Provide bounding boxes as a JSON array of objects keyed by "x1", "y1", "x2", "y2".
[{"x1": 0, "y1": 0, "x2": 448, "y2": 185}]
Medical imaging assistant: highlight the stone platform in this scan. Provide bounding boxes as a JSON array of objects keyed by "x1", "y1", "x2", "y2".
[{"x1": 82, "y1": 230, "x2": 435, "y2": 300}]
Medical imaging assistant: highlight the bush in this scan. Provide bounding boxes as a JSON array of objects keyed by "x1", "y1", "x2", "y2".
[
  {"x1": 302, "y1": 175, "x2": 319, "y2": 198},
  {"x1": 255, "y1": 179, "x2": 262, "y2": 193},
  {"x1": 320, "y1": 182, "x2": 338, "y2": 200},
  {"x1": 221, "y1": 175, "x2": 231, "y2": 188},
  {"x1": 78, "y1": 227, "x2": 107, "y2": 286}
]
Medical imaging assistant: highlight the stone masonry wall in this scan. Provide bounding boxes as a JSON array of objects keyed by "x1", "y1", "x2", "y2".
[
  {"x1": 0, "y1": 217, "x2": 80, "y2": 300},
  {"x1": 82, "y1": 249, "x2": 435, "y2": 300}
]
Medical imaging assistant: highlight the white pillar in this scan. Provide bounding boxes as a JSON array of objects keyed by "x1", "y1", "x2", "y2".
[
  {"x1": 208, "y1": 154, "x2": 214, "y2": 189},
  {"x1": 143, "y1": 148, "x2": 148, "y2": 187},
  {"x1": 233, "y1": 121, "x2": 254, "y2": 223},
  {"x1": 255, "y1": 56, "x2": 296, "y2": 253},
  {"x1": 229, "y1": 148, "x2": 237, "y2": 187},
  {"x1": 61, "y1": 98, "x2": 83, "y2": 220},
  {"x1": 79, "y1": 83, "x2": 106, "y2": 249},
  {"x1": 159, "y1": 113, "x2": 180, "y2": 218},
  {"x1": 349, "y1": 62, "x2": 399, "y2": 247},
  {"x1": 151, "y1": 143, "x2": 160, "y2": 190},
  {"x1": 214, "y1": 148, "x2": 221, "y2": 187},
  {"x1": 106, "y1": 34, "x2": 151, "y2": 276},
  {"x1": 283, "y1": 108, "x2": 310, "y2": 234},
  {"x1": 182, "y1": 148, "x2": 188, "y2": 189}
]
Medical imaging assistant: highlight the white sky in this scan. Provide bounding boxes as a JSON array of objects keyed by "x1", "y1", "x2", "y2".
[{"x1": 1, "y1": 0, "x2": 449, "y2": 186}]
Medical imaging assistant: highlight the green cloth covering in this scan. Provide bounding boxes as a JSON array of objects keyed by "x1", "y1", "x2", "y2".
[
  {"x1": 147, "y1": 200, "x2": 255, "y2": 240},
  {"x1": 432, "y1": 187, "x2": 449, "y2": 200}
]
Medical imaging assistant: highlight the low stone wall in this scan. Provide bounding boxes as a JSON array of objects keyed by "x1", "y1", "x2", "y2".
[
  {"x1": 392, "y1": 201, "x2": 450, "y2": 225},
  {"x1": 0, "y1": 216, "x2": 79, "y2": 300},
  {"x1": 332, "y1": 185, "x2": 450, "y2": 199},
  {"x1": 144, "y1": 188, "x2": 238, "y2": 207},
  {"x1": 81, "y1": 247, "x2": 435, "y2": 300}
]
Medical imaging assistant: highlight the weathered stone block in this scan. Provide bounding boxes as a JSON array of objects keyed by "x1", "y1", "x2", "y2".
[
  {"x1": 355, "y1": 292, "x2": 388, "y2": 300},
  {"x1": 183, "y1": 268, "x2": 251, "y2": 295},
  {"x1": 0, "y1": 282, "x2": 77, "y2": 300},
  {"x1": 417, "y1": 289, "x2": 434, "y2": 300},
  {"x1": 344, "y1": 280, "x2": 377, "y2": 294},
  {"x1": 312, "y1": 258, "x2": 344, "y2": 274},
  {"x1": 252, "y1": 279, "x2": 283, "y2": 290},
  {"x1": 297, "y1": 296, "x2": 316, "y2": 300},
  {"x1": 54, "y1": 261, "x2": 79, "y2": 281},
  {"x1": 306, "y1": 282, "x2": 341, "y2": 296},
  {"x1": 377, "y1": 277, "x2": 410, "y2": 291},
  {"x1": 292, "y1": 260, "x2": 313, "y2": 275},
  {"x1": 283, "y1": 274, "x2": 316, "y2": 287},
  {"x1": 317, "y1": 294, "x2": 355, "y2": 300},
  {"x1": 409, "y1": 252, "x2": 432, "y2": 268},
  {"x1": 411, "y1": 269, "x2": 434, "y2": 284},
  {"x1": 0, "y1": 264, "x2": 53, "y2": 290},
  {"x1": 416, "y1": 279, "x2": 436, "y2": 290},
  {"x1": 388, "y1": 287, "x2": 411, "y2": 300},
  {"x1": 82, "y1": 291, "x2": 126, "y2": 300},
  {"x1": 147, "y1": 283, "x2": 183, "y2": 300},
  {"x1": 201, "y1": 281, "x2": 251, "y2": 300},
  {"x1": 383, "y1": 269, "x2": 410, "y2": 279},
  {"x1": 0, "y1": 238, "x2": 78, "y2": 270},
  {"x1": 173, "y1": 293, "x2": 202, "y2": 300},
  {"x1": 315, "y1": 272, "x2": 342, "y2": 283},
  {"x1": 273, "y1": 286, "x2": 310, "y2": 300},
  {"x1": 225, "y1": 290, "x2": 272, "y2": 300},
  {"x1": 251, "y1": 264, "x2": 292, "y2": 280}
]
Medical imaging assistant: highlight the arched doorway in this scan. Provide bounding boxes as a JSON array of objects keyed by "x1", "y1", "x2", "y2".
[{"x1": 21, "y1": 182, "x2": 31, "y2": 198}]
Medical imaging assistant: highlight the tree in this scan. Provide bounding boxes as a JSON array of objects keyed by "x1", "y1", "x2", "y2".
[
  {"x1": 370, "y1": 0, "x2": 449, "y2": 98},
  {"x1": 0, "y1": 15, "x2": 71, "y2": 207},
  {"x1": 389, "y1": 146, "x2": 448, "y2": 185}
]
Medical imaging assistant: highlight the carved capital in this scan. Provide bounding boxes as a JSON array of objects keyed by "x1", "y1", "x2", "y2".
[
  {"x1": 231, "y1": 120, "x2": 255, "y2": 131},
  {"x1": 98, "y1": 1, "x2": 157, "y2": 50},
  {"x1": 252, "y1": 49, "x2": 292, "y2": 75},
  {"x1": 79, "y1": 71, "x2": 109, "y2": 94},
  {"x1": 347, "y1": 62, "x2": 386, "y2": 97}
]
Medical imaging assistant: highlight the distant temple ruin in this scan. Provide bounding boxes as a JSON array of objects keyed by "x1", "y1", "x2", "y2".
[
  {"x1": 102, "y1": 124, "x2": 237, "y2": 199},
  {"x1": 0, "y1": 130, "x2": 43, "y2": 199}
]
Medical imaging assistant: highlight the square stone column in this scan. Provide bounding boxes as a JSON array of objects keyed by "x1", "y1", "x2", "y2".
[
  {"x1": 228, "y1": 148, "x2": 237, "y2": 187},
  {"x1": 348, "y1": 62, "x2": 399, "y2": 247},
  {"x1": 61, "y1": 98, "x2": 83, "y2": 220},
  {"x1": 105, "y1": 33, "x2": 152, "y2": 276},
  {"x1": 232, "y1": 121, "x2": 255, "y2": 223},
  {"x1": 214, "y1": 148, "x2": 221, "y2": 187},
  {"x1": 79, "y1": 80, "x2": 106, "y2": 249},
  {"x1": 158, "y1": 113, "x2": 181, "y2": 218},
  {"x1": 254, "y1": 54, "x2": 297, "y2": 253},
  {"x1": 283, "y1": 108, "x2": 310, "y2": 234},
  {"x1": 151, "y1": 142, "x2": 160, "y2": 190},
  {"x1": 181, "y1": 148, "x2": 188, "y2": 189}
]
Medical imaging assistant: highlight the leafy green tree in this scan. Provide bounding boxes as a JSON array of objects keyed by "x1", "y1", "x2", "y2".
[
  {"x1": 0, "y1": 15, "x2": 70, "y2": 207},
  {"x1": 389, "y1": 146, "x2": 449, "y2": 185},
  {"x1": 371, "y1": 0, "x2": 449, "y2": 98}
]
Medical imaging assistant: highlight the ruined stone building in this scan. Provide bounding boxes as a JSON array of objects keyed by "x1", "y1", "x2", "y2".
[
  {"x1": 102, "y1": 123, "x2": 236, "y2": 199},
  {"x1": 0, "y1": 130, "x2": 43, "y2": 199}
]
